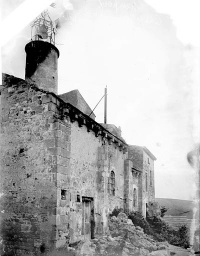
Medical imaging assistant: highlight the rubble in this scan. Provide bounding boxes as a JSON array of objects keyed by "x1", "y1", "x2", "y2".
[{"x1": 77, "y1": 212, "x2": 170, "y2": 256}]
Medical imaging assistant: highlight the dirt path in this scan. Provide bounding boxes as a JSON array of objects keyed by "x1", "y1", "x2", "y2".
[{"x1": 168, "y1": 245, "x2": 191, "y2": 256}]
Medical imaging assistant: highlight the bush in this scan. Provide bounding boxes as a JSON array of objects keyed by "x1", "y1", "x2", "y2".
[
  {"x1": 146, "y1": 215, "x2": 190, "y2": 248},
  {"x1": 109, "y1": 207, "x2": 124, "y2": 218},
  {"x1": 109, "y1": 208, "x2": 190, "y2": 249},
  {"x1": 128, "y1": 211, "x2": 151, "y2": 234},
  {"x1": 160, "y1": 206, "x2": 168, "y2": 217},
  {"x1": 177, "y1": 225, "x2": 190, "y2": 249}
]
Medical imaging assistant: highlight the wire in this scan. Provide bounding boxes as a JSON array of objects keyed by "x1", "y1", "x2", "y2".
[{"x1": 89, "y1": 93, "x2": 107, "y2": 117}]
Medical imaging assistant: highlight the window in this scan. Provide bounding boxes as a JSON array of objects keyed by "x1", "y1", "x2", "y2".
[
  {"x1": 76, "y1": 194, "x2": 80, "y2": 202},
  {"x1": 133, "y1": 188, "x2": 137, "y2": 207},
  {"x1": 61, "y1": 189, "x2": 67, "y2": 200},
  {"x1": 108, "y1": 171, "x2": 115, "y2": 196}
]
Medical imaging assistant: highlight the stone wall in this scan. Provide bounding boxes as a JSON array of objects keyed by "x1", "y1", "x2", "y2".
[
  {"x1": 128, "y1": 145, "x2": 156, "y2": 217},
  {"x1": 142, "y1": 151, "x2": 155, "y2": 217},
  {"x1": 25, "y1": 41, "x2": 59, "y2": 94},
  {"x1": 54, "y1": 119, "x2": 71, "y2": 248},
  {"x1": 128, "y1": 146, "x2": 143, "y2": 171},
  {"x1": 65, "y1": 120, "x2": 127, "y2": 243},
  {"x1": 124, "y1": 160, "x2": 132, "y2": 212},
  {"x1": 0, "y1": 74, "x2": 129, "y2": 254},
  {"x1": 143, "y1": 151, "x2": 155, "y2": 202},
  {"x1": 124, "y1": 160, "x2": 141, "y2": 213},
  {"x1": 0, "y1": 75, "x2": 59, "y2": 255}
]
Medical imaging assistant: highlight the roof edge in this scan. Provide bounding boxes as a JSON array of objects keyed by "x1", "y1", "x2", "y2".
[
  {"x1": 2, "y1": 73, "x2": 127, "y2": 150},
  {"x1": 143, "y1": 146, "x2": 157, "y2": 160}
]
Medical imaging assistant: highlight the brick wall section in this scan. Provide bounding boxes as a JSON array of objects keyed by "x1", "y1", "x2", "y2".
[{"x1": 0, "y1": 75, "x2": 59, "y2": 255}]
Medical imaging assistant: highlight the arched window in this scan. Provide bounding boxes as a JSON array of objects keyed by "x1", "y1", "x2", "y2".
[
  {"x1": 108, "y1": 171, "x2": 115, "y2": 196},
  {"x1": 133, "y1": 188, "x2": 137, "y2": 207}
]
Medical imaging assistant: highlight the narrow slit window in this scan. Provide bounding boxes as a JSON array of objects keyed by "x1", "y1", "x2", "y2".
[
  {"x1": 61, "y1": 189, "x2": 67, "y2": 200},
  {"x1": 110, "y1": 171, "x2": 115, "y2": 196},
  {"x1": 77, "y1": 194, "x2": 80, "y2": 202}
]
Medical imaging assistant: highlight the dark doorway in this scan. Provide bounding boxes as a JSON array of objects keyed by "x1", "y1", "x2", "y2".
[{"x1": 82, "y1": 197, "x2": 94, "y2": 240}]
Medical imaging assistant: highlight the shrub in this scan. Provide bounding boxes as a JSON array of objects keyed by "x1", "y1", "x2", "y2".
[
  {"x1": 109, "y1": 207, "x2": 124, "y2": 218},
  {"x1": 160, "y1": 206, "x2": 168, "y2": 217},
  {"x1": 146, "y1": 215, "x2": 190, "y2": 248},
  {"x1": 177, "y1": 225, "x2": 190, "y2": 249},
  {"x1": 109, "y1": 208, "x2": 190, "y2": 249},
  {"x1": 128, "y1": 211, "x2": 152, "y2": 235}
]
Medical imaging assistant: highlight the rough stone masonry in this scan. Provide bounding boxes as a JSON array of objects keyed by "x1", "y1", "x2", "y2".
[{"x1": 0, "y1": 40, "x2": 157, "y2": 256}]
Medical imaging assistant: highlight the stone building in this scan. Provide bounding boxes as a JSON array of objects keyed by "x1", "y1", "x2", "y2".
[
  {"x1": 0, "y1": 40, "x2": 156, "y2": 255},
  {"x1": 127, "y1": 146, "x2": 156, "y2": 217}
]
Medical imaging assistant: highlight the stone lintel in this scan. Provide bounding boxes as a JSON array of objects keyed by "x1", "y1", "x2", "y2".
[{"x1": 132, "y1": 167, "x2": 142, "y2": 175}]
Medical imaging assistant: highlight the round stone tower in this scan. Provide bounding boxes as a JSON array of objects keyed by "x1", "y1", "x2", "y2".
[{"x1": 25, "y1": 40, "x2": 59, "y2": 94}]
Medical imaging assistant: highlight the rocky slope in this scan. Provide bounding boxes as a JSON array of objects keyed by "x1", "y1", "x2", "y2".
[
  {"x1": 76, "y1": 212, "x2": 170, "y2": 256},
  {"x1": 46, "y1": 212, "x2": 193, "y2": 256}
]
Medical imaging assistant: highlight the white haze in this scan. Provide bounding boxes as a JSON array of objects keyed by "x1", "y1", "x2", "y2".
[{"x1": 1, "y1": 0, "x2": 200, "y2": 200}]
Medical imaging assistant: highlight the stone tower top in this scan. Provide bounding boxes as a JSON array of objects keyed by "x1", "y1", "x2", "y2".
[
  {"x1": 25, "y1": 11, "x2": 59, "y2": 94},
  {"x1": 25, "y1": 40, "x2": 59, "y2": 94}
]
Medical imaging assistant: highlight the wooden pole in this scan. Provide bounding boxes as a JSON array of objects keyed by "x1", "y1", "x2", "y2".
[{"x1": 104, "y1": 86, "x2": 107, "y2": 124}]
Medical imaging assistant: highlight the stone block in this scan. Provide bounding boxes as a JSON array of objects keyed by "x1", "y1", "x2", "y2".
[
  {"x1": 57, "y1": 164, "x2": 69, "y2": 175},
  {"x1": 42, "y1": 95, "x2": 52, "y2": 104},
  {"x1": 48, "y1": 103, "x2": 57, "y2": 112},
  {"x1": 57, "y1": 156, "x2": 69, "y2": 167},
  {"x1": 60, "y1": 215, "x2": 68, "y2": 224},
  {"x1": 44, "y1": 139, "x2": 56, "y2": 148}
]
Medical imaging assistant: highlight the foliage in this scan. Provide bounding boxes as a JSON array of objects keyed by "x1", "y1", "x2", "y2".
[
  {"x1": 146, "y1": 215, "x2": 190, "y2": 248},
  {"x1": 160, "y1": 206, "x2": 168, "y2": 217},
  {"x1": 109, "y1": 208, "x2": 190, "y2": 249},
  {"x1": 109, "y1": 207, "x2": 124, "y2": 217},
  {"x1": 177, "y1": 225, "x2": 190, "y2": 249},
  {"x1": 128, "y1": 211, "x2": 152, "y2": 235}
]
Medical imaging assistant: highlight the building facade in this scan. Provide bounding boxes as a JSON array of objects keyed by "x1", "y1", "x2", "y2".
[
  {"x1": 0, "y1": 40, "x2": 156, "y2": 255},
  {"x1": 128, "y1": 145, "x2": 156, "y2": 217}
]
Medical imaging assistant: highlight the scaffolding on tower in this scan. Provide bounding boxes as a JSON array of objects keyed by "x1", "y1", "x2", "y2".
[{"x1": 31, "y1": 11, "x2": 57, "y2": 45}]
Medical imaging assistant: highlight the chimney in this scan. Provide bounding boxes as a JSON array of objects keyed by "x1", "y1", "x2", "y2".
[{"x1": 25, "y1": 40, "x2": 59, "y2": 94}]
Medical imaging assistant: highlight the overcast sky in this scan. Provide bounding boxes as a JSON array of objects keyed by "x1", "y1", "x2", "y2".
[{"x1": 1, "y1": 0, "x2": 200, "y2": 200}]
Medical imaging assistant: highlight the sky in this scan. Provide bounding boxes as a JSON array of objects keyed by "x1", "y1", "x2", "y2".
[{"x1": 1, "y1": 0, "x2": 200, "y2": 200}]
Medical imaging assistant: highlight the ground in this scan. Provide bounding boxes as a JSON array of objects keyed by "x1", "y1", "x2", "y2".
[{"x1": 168, "y1": 244, "x2": 192, "y2": 256}]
